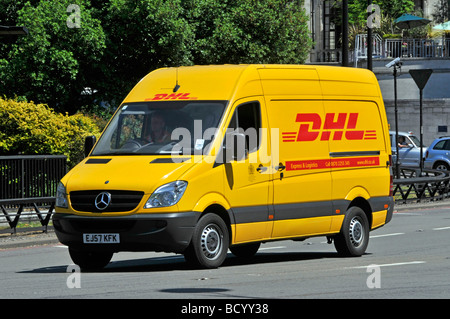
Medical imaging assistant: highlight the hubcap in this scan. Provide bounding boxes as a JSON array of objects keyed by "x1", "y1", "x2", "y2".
[
  {"x1": 349, "y1": 217, "x2": 364, "y2": 247},
  {"x1": 201, "y1": 224, "x2": 223, "y2": 260}
]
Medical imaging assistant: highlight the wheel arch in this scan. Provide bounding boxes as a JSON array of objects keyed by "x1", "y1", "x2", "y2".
[
  {"x1": 348, "y1": 197, "x2": 372, "y2": 229},
  {"x1": 344, "y1": 186, "x2": 373, "y2": 229},
  {"x1": 433, "y1": 160, "x2": 450, "y2": 170},
  {"x1": 200, "y1": 204, "x2": 233, "y2": 245}
]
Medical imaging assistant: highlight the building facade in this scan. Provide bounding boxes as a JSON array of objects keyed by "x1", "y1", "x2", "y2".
[{"x1": 304, "y1": 0, "x2": 443, "y2": 63}]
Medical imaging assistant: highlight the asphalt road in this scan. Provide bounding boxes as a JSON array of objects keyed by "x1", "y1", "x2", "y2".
[{"x1": 1, "y1": 204, "x2": 450, "y2": 303}]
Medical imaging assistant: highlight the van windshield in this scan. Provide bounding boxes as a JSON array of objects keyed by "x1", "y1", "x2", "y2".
[{"x1": 91, "y1": 101, "x2": 227, "y2": 156}]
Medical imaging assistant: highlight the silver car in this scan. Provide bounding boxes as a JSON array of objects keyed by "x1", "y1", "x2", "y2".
[{"x1": 390, "y1": 131, "x2": 427, "y2": 168}]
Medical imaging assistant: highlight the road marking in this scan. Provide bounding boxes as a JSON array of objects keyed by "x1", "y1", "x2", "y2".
[
  {"x1": 432, "y1": 226, "x2": 450, "y2": 231},
  {"x1": 370, "y1": 232, "x2": 404, "y2": 238},
  {"x1": 320, "y1": 233, "x2": 404, "y2": 244},
  {"x1": 259, "y1": 246, "x2": 286, "y2": 251},
  {"x1": 346, "y1": 261, "x2": 426, "y2": 269}
]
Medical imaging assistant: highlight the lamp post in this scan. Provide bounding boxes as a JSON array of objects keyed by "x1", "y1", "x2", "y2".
[
  {"x1": 342, "y1": 0, "x2": 349, "y2": 67},
  {"x1": 386, "y1": 58, "x2": 402, "y2": 178},
  {"x1": 367, "y1": 0, "x2": 373, "y2": 71}
]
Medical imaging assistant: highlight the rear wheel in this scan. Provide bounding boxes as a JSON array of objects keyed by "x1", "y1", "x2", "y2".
[
  {"x1": 184, "y1": 213, "x2": 229, "y2": 269},
  {"x1": 69, "y1": 248, "x2": 113, "y2": 271},
  {"x1": 334, "y1": 207, "x2": 369, "y2": 257},
  {"x1": 433, "y1": 162, "x2": 449, "y2": 171}
]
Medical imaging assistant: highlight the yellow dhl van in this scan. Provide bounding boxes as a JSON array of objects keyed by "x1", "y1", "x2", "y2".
[{"x1": 53, "y1": 64, "x2": 394, "y2": 270}]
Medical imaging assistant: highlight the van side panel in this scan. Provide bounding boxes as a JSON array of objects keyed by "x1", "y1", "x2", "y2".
[
  {"x1": 316, "y1": 67, "x2": 393, "y2": 230},
  {"x1": 316, "y1": 67, "x2": 380, "y2": 98},
  {"x1": 325, "y1": 100, "x2": 390, "y2": 201},
  {"x1": 266, "y1": 100, "x2": 333, "y2": 238}
]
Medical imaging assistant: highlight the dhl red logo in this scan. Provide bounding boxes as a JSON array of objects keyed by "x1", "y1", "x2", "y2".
[
  {"x1": 282, "y1": 113, "x2": 377, "y2": 142},
  {"x1": 145, "y1": 93, "x2": 198, "y2": 101}
]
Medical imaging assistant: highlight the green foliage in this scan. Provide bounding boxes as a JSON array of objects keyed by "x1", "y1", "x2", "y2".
[
  {"x1": 186, "y1": 0, "x2": 312, "y2": 65},
  {"x1": 0, "y1": 0, "x2": 105, "y2": 114},
  {"x1": 91, "y1": 0, "x2": 196, "y2": 106},
  {"x1": 0, "y1": 0, "x2": 312, "y2": 161},
  {"x1": 0, "y1": 98, "x2": 100, "y2": 168},
  {"x1": 1, "y1": 0, "x2": 312, "y2": 114},
  {"x1": 347, "y1": 0, "x2": 415, "y2": 28}
]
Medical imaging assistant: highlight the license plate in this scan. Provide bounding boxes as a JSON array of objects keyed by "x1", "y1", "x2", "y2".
[{"x1": 83, "y1": 233, "x2": 120, "y2": 244}]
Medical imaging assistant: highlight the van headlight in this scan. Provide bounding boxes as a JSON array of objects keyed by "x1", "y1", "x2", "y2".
[
  {"x1": 56, "y1": 182, "x2": 68, "y2": 208},
  {"x1": 144, "y1": 181, "x2": 188, "y2": 208}
]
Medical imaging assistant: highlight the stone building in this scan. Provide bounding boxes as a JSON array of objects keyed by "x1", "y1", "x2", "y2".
[{"x1": 303, "y1": 0, "x2": 450, "y2": 145}]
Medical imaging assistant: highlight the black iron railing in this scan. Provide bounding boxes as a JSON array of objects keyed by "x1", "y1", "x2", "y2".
[
  {"x1": 0, "y1": 155, "x2": 66, "y2": 233},
  {"x1": 393, "y1": 167, "x2": 450, "y2": 204}
]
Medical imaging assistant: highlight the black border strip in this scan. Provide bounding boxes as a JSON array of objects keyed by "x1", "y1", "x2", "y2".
[{"x1": 329, "y1": 151, "x2": 380, "y2": 158}]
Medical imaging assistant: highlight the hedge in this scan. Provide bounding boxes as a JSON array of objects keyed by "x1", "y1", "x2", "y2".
[{"x1": 0, "y1": 97, "x2": 101, "y2": 168}]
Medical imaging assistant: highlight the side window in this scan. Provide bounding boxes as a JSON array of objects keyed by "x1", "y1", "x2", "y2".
[
  {"x1": 434, "y1": 140, "x2": 446, "y2": 150},
  {"x1": 228, "y1": 102, "x2": 261, "y2": 153},
  {"x1": 444, "y1": 140, "x2": 450, "y2": 151},
  {"x1": 405, "y1": 136, "x2": 413, "y2": 145}
]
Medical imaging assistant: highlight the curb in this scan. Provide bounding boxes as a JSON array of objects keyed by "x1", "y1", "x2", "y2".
[
  {"x1": 394, "y1": 199, "x2": 450, "y2": 212},
  {"x1": 0, "y1": 230, "x2": 60, "y2": 250}
]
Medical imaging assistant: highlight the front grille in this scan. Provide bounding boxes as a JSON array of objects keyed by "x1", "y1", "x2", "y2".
[{"x1": 70, "y1": 190, "x2": 144, "y2": 212}]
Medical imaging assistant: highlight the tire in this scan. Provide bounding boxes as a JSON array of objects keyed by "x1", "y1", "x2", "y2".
[
  {"x1": 69, "y1": 248, "x2": 113, "y2": 271},
  {"x1": 230, "y1": 242, "x2": 261, "y2": 258},
  {"x1": 433, "y1": 162, "x2": 449, "y2": 171},
  {"x1": 334, "y1": 206, "x2": 369, "y2": 257},
  {"x1": 184, "y1": 213, "x2": 229, "y2": 269}
]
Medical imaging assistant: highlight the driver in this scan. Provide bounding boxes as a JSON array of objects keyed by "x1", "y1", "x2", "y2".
[{"x1": 145, "y1": 112, "x2": 171, "y2": 143}]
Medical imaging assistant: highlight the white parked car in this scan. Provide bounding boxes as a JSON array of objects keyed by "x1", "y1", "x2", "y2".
[{"x1": 390, "y1": 131, "x2": 427, "y2": 168}]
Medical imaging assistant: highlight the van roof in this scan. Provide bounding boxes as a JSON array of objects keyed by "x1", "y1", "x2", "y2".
[{"x1": 122, "y1": 64, "x2": 380, "y2": 104}]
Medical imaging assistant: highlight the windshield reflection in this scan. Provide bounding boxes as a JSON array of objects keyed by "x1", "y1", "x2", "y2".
[{"x1": 92, "y1": 101, "x2": 227, "y2": 156}]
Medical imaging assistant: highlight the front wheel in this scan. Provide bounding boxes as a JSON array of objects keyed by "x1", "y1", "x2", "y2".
[
  {"x1": 184, "y1": 214, "x2": 229, "y2": 269},
  {"x1": 334, "y1": 207, "x2": 369, "y2": 257}
]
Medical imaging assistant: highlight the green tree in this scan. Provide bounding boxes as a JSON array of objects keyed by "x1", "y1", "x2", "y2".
[
  {"x1": 0, "y1": 0, "x2": 105, "y2": 114},
  {"x1": 187, "y1": 0, "x2": 312, "y2": 65},
  {"x1": 1, "y1": 0, "x2": 312, "y2": 114},
  {"x1": 347, "y1": 0, "x2": 415, "y2": 27},
  {"x1": 93, "y1": 0, "x2": 312, "y2": 105},
  {"x1": 0, "y1": 98, "x2": 100, "y2": 167},
  {"x1": 89, "y1": 0, "x2": 195, "y2": 107}
]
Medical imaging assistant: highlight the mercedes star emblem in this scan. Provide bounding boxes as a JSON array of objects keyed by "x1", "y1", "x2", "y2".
[{"x1": 94, "y1": 192, "x2": 112, "y2": 210}]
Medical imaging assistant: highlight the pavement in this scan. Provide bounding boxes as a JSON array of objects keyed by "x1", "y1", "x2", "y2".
[
  {"x1": 0, "y1": 227, "x2": 60, "y2": 250},
  {"x1": 1, "y1": 200, "x2": 450, "y2": 250}
]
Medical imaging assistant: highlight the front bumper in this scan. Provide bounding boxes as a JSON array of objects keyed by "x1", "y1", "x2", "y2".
[{"x1": 52, "y1": 212, "x2": 201, "y2": 253}]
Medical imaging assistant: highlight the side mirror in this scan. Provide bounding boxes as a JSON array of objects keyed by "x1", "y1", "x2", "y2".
[
  {"x1": 84, "y1": 135, "x2": 97, "y2": 157},
  {"x1": 224, "y1": 132, "x2": 248, "y2": 162}
]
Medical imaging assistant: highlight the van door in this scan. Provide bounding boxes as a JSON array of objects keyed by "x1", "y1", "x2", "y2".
[
  {"x1": 222, "y1": 98, "x2": 273, "y2": 244},
  {"x1": 325, "y1": 100, "x2": 388, "y2": 208},
  {"x1": 267, "y1": 100, "x2": 333, "y2": 239}
]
